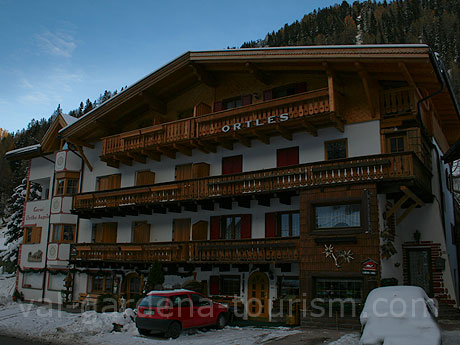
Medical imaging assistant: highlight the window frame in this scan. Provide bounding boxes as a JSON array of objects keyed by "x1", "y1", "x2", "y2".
[
  {"x1": 54, "y1": 172, "x2": 80, "y2": 196},
  {"x1": 324, "y1": 138, "x2": 348, "y2": 160},
  {"x1": 91, "y1": 274, "x2": 113, "y2": 293},
  {"x1": 221, "y1": 215, "x2": 243, "y2": 240},
  {"x1": 23, "y1": 227, "x2": 42, "y2": 244},
  {"x1": 51, "y1": 224, "x2": 76, "y2": 243},
  {"x1": 386, "y1": 134, "x2": 406, "y2": 153},
  {"x1": 278, "y1": 276, "x2": 299, "y2": 297},
  {"x1": 313, "y1": 277, "x2": 363, "y2": 303}
]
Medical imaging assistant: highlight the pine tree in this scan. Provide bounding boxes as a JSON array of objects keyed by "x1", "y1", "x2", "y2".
[
  {"x1": 1, "y1": 177, "x2": 41, "y2": 264},
  {"x1": 83, "y1": 99, "x2": 93, "y2": 114},
  {"x1": 144, "y1": 262, "x2": 165, "y2": 293}
]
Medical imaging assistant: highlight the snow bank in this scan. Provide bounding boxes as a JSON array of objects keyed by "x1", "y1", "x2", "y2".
[{"x1": 327, "y1": 333, "x2": 360, "y2": 345}]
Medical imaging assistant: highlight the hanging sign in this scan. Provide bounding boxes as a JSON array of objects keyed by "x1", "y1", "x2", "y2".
[{"x1": 361, "y1": 258, "x2": 378, "y2": 275}]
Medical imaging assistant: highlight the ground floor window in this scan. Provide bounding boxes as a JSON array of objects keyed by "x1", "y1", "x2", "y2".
[
  {"x1": 209, "y1": 275, "x2": 241, "y2": 296},
  {"x1": 91, "y1": 274, "x2": 113, "y2": 293},
  {"x1": 22, "y1": 272, "x2": 43, "y2": 289},
  {"x1": 278, "y1": 276, "x2": 299, "y2": 297},
  {"x1": 314, "y1": 278, "x2": 362, "y2": 302},
  {"x1": 48, "y1": 274, "x2": 65, "y2": 291}
]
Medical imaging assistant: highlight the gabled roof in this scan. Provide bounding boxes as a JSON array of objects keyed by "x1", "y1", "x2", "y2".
[{"x1": 56, "y1": 45, "x2": 459, "y2": 146}]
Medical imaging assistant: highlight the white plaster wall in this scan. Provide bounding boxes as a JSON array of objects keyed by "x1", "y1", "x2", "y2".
[
  {"x1": 20, "y1": 271, "x2": 44, "y2": 302},
  {"x1": 29, "y1": 156, "x2": 54, "y2": 181},
  {"x1": 80, "y1": 121, "x2": 381, "y2": 192},
  {"x1": 20, "y1": 243, "x2": 46, "y2": 268},
  {"x1": 78, "y1": 197, "x2": 299, "y2": 243},
  {"x1": 64, "y1": 150, "x2": 82, "y2": 171},
  {"x1": 50, "y1": 213, "x2": 78, "y2": 225}
]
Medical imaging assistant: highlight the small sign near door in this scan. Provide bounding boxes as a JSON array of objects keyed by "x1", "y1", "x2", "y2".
[{"x1": 362, "y1": 258, "x2": 377, "y2": 275}]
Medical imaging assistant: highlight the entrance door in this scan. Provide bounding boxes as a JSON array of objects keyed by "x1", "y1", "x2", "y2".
[
  {"x1": 407, "y1": 248, "x2": 432, "y2": 295},
  {"x1": 173, "y1": 219, "x2": 191, "y2": 242},
  {"x1": 124, "y1": 273, "x2": 142, "y2": 308},
  {"x1": 248, "y1": 272, "x2": 269, "y2": 320}
]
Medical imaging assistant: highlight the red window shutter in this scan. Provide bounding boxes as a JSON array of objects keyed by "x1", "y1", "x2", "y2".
[
  {"x1": 233, "y1": 155, "x2": 242, "y2": 174},
  {"x1": 263, "y1": 90, "x2": 273, "y2": 101},
  {"x1": 222, "y1": 157, "x2": 233, "y2": 175},
  {"x1": 295, "y1": 82, "x2": 307, "y2": 94},
  {"x1": 210, "y1": 216, "x2": 221, "y2": 240},
  {"x1": 265, "y1": 213, "x2": 277, "y2": 238},
  {"x1": 287, "y1": 147, "x2": 299, "y2": 166},
  {"x1": 213, "y1": 101, "x2": 223, "y2": 112},
  {"x1": 277, "y1": 149, "x2": 287, "y2": 168},
  {"x1": 241, "y1": 94, "x2": 252, "y2": 106},
  {"x1": 209, "y1": 276, "x2": 220, "y2": 295},
  {"x1": 241, "y1": 214, "x2": 252, "y2": 239}
]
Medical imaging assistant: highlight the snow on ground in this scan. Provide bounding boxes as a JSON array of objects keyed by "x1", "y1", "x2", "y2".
[
  {"x1": 0, "y1": 301, "x2": 301, "y2": 345},
  {"x1": 327, "y1": 333, "x2": 360, "y2": 345}
]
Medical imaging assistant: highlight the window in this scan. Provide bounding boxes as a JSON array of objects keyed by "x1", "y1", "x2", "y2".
[
  {"x1": 277, "y1": 147, "x2": 299, "y2": 168},
  {"x1": 48, "y1": 274, "x2": 66, "y2": 291},
  {"x1": 22, "y1": 272, "x2": 43, "y2": 289},
  {"x1": 315, "y1": 278, "x2": 362, "y2": 302},
  {"x1": 263, "y1": 82, "x2": 307, "y2": 101},
  {"x1": 96, "y1": 174, "x2": 121, "y2": 191},
  {"x1": 279, "y1": 276, "x2": 299, "y2": 297},
  {"x1": 169, "y1": 294, "x2": 191, "y2": 308},
  {"x1": 214, "y1": 94, "x2": 252, "y2": 112},
  {"x1": 265, "y1": 212, "x2": 300, "y2": 238},
  {"x1": 92, "y1": 223, "x2": 117, "y2": 243},
  {"x1": 190, "y1": 293, "x2": 211, "y2": 307},
  {"x1": 91, "y1": 275, "x2": 113, "y2": 293},
  {"x1": 387, "y1": 136, "x2": 405, "y2": 153},
  {"x1": 23, "y1": 227, "x2": 41, "y2": 244},
  {"x1": 220, "y1": 276, "x2": 241, "y2": 295},
  {"x1": 314, "y1": 203, "x2": 361, "y2": 230},
  {"x1": 52, "y1": 224, "x2": 75, "y2": 243},
  {"x1": 136, "y1": 170, "x2": 155, "y2": 186},
  {"x1": 210, "y1": 215, "x2": 251, "y2": 240},
  {"x1": 222, "y1": 155, "x2": 243, "y2": 175},
  {"x1": 325, "y1": 139, "x2": 347, "y2": 160},
  {"x1": 54, "y1": 172, "x2": 80, "y2": 196}
]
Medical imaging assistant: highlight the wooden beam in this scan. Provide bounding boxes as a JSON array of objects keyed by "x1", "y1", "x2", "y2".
[
  {"x1": 190, "y1": 141, "x2": 210, "y2": 154},
  {"x1": 127, "y1": 152, "x2": 146, "y2": 164},
  {"x1": 324, "y1": 62, "x2": 336, "y2": 112},
  {"x1": 396, "y1": 202, "x2": 418, "y2": 225},
  {"x1": 279, "y1": 194, "x2": 291, "y2": 205},
  {"x1": 173, "y1": 143, "x2": 192, "y2": 157},
  {"x1": 245, "y1": 62, "x2": 271, "y2": 85},
  {"x1": 237, "y1": 197, "x2": 251, "y2": 208},
  {"x1": 197, "y1": 140, "x2": 217, "y2": 153},
  {"x1": 398, "y1": 62, "x2": 429, "y2": 113},
  {"x1": 68, "y1": 139, "x2": 94, "y2": 149},
  {"x1": 199, "y1": 200, "x2": 214, "y2": 211},
  {"x1": 252, "y1": 130, "x2": 270, "y2": 145},
  {"x1": 157, "y1": 147, "x2": 176, "y2": 159},
  {"x1": 101, "y1": 156, "x2": 120, "y2": 169},
  {"x1": 74, "y1": 144, "x2": 94, "y2": 171},
  {"x1": 189, "y1": 62, "x2": 217, "y2": 88},
  {"x1": 233, "y1": 133, "x2": 251, "y2": 148},
  {"x1": 302, "y1": 120, "x2": 318, "y2": 136},
  {"x1": 400, "y1": 186, "x2": 425, "y2": 207},
  {"x1": 276, "y1": 125, "x2": 293, "y2": 141},
  {"x1": 141, "y1": 149, "x2": 161, "y2": 162},
  {"x1": 219, "y1": 198, "x2": 232, "y2": 210},
  {"x1": 330, "y1": 113, "x2": 344, "y2": 132},
  {"x1": 118, "y1": 155, "x2": 133, "y2": 166},
  {"x1": 139, "y1": 91, "x2": 167, "y2": 115},
  {"x1": 215, "y1": 138, "x2": 234, "y2": 151},
  {"x1": 168, "y1": 203, "x2": 182, "y2": 213},
  {"x1": 386, "y1": 194, "x2": 410, "y2": 220},
  {"x1": 153, "y1": 205, "x2": 167, "y2": 214},
  {"x1": 355, "y1": 62, "x2": 376, "y2": 118},
  {"x1": 256, "y1": 195, "x2": 270, "y2": 207},
  {"x1": 183, "y1": 203, "x2": 198, "y2": 212}
]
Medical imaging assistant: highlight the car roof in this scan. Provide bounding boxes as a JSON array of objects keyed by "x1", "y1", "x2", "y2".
[{"x1": 146, "y1": 289, "x2": 195, "y2": 296}]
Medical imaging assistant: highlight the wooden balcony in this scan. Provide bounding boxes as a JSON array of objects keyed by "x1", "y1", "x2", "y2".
[
  {"x1": 73, "y1": 152, "x2": 432, "y2": 217},
  {"x1": 380, "y1": 86, "x2": 417, "y2": 119},
  {"x1": 70, "y1": 237, "x2": 300, "y2": 264},
  {"x1": 100, "y1": 88, "x2": 344, "y2": 166}
]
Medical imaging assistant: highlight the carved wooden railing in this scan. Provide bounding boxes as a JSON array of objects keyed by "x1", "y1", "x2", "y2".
[
  {"x1": 380, "y1": 87, "x2": 417, "y2": 118},
  {"x1": 73, "y1": 152, "x2": 432, "y2": 211},
  {"x1": 101, "y1": 88, "x2": 332, "y2": 156},
  {"x1": 70, "y1": 237, "x2": 300, "y2": 263}
]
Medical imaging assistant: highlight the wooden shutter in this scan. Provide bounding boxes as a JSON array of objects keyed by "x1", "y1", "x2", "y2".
[
  {"x1": 287, "y1": 147, "x2": 299, "y2": 166},
  {"x1": 133, "y1": 222, "x2": 150, "y2": 243},
  {"x1": 173, "y1": 219, "x2": 191, "y2": 242},
  {"x1": 265, "y1": 213, "x2": 277, "y2": 238},
  {"x1": 241, "y1": 94, "x2": 252, "y2": 106},
  {"x1": 175, "y1": 164, "x2": 193, "y2": 181},
  {"x1": 102, "y1": 223, "x2": 117, "y2": 243},
  {"x1": 93, "y1": 224, "x2": 103, "y2": 243},
  {"x1": 277, "y1": 147, "x2": 299, "y2": 167},
  {"x1": 194, "y1": 103, "x2": 211, "y2": 117},
  {"x1": 222, "y1": 155, "x2": 242, "y2": 175},
  {"x1": 136, "y1": 171, "x2": 155, "y2": 186},
  {"x1": 241, "y1": 214, "x2": 252, "y2": 239},
  {"x1": 295, "y1": 82, "x2": 307, "y2": 94},
  {"x1": 31, "y1": 227, "x2": 42, "y2": 243},
  {"x1": 209, "y1": 276, "x2": 220, "y2": 295},
  {"x1": 263, "y1": 90, "x2": 273, "y2": 101},
  {"x1": 192, "y1": 163, "x2": 210, "y2": 178},
  {"x1": 277, "y1": 149, "x2": 287, "y2": 168},
  {"x1": 210, "y1": 216, "x2": 221, "y2": 240},
  {"x1": 213, "y1": 101, "x2": 223, "y2": 112},
  {"x1": 108, "y1": 174, "x2": 121, "y2": 189},
  {"x1": 97, "y1": 176, "x2": 108, "y2": 191},
  {"x1": 192, "y1": 220, "x2": 208, "y2": 241}
]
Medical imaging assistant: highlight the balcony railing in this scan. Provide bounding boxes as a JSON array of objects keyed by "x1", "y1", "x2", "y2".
[
  {"x1": 71, "y1": 237, "x2": 300, "y2": 264},
  {"x1": 380, "y1": 87, "x2": 417, "y2": 119},
  {"x1": 73, "y1": 152, "x2": 432, "y2": 212},
  {"x1": 101, "y1": 88, "x2": 342, "y2": 161}
]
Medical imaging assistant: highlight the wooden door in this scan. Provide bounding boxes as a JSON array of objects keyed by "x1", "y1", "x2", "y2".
[
  {"x1": 133, "y1": 222, "x2": 150, "y2": 243},
  {"x1": 173, "y1": 218, "x2": 191, "y2": 242},
  {"x1": 407, "y1": 248, "x2": 432, "y2": 295},
  {"x1": 248, "y1": 272, "x2": 269, "y2": 320},
  {"x1": 124, "y1": 273, "x2": 142, "y2": 308}
]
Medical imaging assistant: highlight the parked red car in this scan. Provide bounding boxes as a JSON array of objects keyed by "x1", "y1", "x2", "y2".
[{"x1": 136, "y1": 289, "x2": 228, "y2": 339}]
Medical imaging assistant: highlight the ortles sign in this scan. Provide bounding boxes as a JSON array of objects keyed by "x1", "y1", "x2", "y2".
[{"x1": 221, "y1": 113, "x2": 289, "y2": 133}]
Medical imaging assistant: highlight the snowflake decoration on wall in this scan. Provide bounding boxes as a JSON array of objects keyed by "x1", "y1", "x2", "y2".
[{"x1": 323, "y1": 244, "x2": 354, "y2": 268}]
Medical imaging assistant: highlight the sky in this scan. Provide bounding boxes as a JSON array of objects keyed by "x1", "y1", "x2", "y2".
[{"x1": 0, "y1": 0, "x2": 343, "y2": 133}]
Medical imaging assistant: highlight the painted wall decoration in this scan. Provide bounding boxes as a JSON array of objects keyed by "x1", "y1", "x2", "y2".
[
  {"x1": 323, "y1": 244, "x2": 354, "y2": 268},
  {"x1": 28, "y1": 250, "x2": 43, "y2": 263}
]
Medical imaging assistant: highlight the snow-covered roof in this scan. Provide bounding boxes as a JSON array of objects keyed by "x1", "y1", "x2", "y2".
[
  {"x1": 146, "y1": 289, "x2": 193, "y2": 295},
  {"x1": 5, "y1": 144, "x2": 41, "y2": 160},
  {"x1": 61, "y1": 113, "x2": 78, "y2": 127}
]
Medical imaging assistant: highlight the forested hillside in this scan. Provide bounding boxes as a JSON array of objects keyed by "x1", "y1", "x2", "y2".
[{"x1": 242, "y1": 0, "x2": 460, "y2": 96}]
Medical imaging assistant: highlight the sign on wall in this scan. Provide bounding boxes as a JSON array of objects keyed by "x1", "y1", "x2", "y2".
[
  {"x1": 221, "y1": 113, "x2": 290, "y2": 133},
  {"x1": 361, "y1": 258, "x2": 378, "y2": 275}
]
